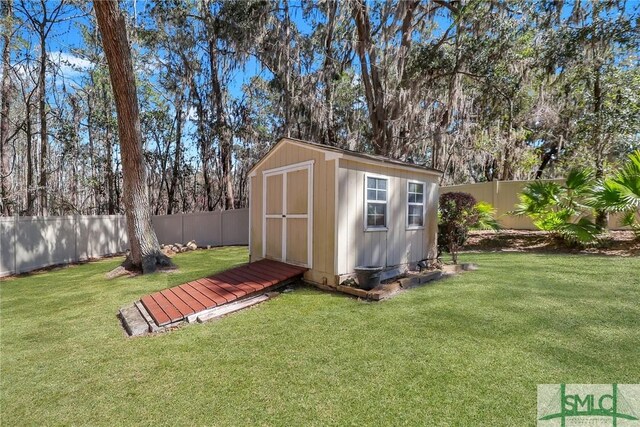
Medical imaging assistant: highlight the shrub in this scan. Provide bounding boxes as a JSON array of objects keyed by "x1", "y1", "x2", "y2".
[
  {"x1": 471, "y1": 201, "x2": 501, "y2": 231},
  {"x1": 512, "y1": 169, "x2": 600, "y2": 244},
  {"x1": 438, "y1": 192, "x2": 478, "y2": 264},
  {"x1": 591, "y1": 150, "x2": 640, "y2": 237}
]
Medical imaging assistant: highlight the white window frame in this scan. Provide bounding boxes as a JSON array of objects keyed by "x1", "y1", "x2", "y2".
[
  {"x1": 406, "y1": 180, "x2": 426, "y2": 230},
  {"x1": 364, "y1": 173, "x2": 389, "y2": 231}
]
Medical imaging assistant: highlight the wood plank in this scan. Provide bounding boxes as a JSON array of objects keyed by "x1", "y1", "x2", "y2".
[
  {"x1": 179, "y1": 283, "x2": 217, "y2": 308},
  {"x1": 137, "y1": 259, "x2": 309, "y2": 328},
  {"x1": 219, "y1": 273, "x2": 262, "y2": 294},
  {"x1": 246, "y1": 262, "x2": 290, "y2": 281},
  {"x1": 197, "y1": 278, "x2": 236, "y2": 305},
  {"x1": 239, "y1": 267, "x2": 283, "y2": 285},
  {"x1": 199, "y1": 277, "x2": 238, "y2": 302},
  {"x1": 206, "y1": 276, "x2": 247, "y2": 299},
  {"x1": 160, "y1": 289, "x2": 195, "y2": 318},
  {"x1": 222, "y1": 268, "x2": 266, "y2": 289},
  {"x1": 250, "y1": 259, "x2": 299, "y2": 275},
  {"x1": 228, "y1": 268, "x2": 278, "y2": 288},
  {"x1": 151, "y1": 292, "x2": 183, "y2": 322},
  {"x1": 186, "y1": 280, "x2": 224, "y2": 306},
  {"x1": 140, "y1": 295, "x2": 170, "y2": 326},
  {"x1": 215, "y1": 271, "x2": 263, "y2": 294},
  {"x1": 257, "y1": 260, "x2": 305, "y2": 277},
  {"x1": 251, "y1": 265, "x2": 301, "y2": 282},
  {"x1": 263, "y1": 259, "x2": 307, "y2": 274},
  {"x1": 195, "y1": 294, "x2": 270, "y2": 323},
  {"x1": 171, "y1": 286, "x2": 207, "y2": 312}
]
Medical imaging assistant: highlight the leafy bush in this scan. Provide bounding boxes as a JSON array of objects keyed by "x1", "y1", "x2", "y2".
[
  {"x1": 438, "y1": 192, "x2": 478, "y2": 264},
  {"x1": 591, "y1": 150, "x2": 640, "y2": 236},
  {"x1": 512, "y1": 169, "x2": 600, "y2": 244},
  {"x1": 471, "y1": 202, "x2": 501, "y2": 231}
]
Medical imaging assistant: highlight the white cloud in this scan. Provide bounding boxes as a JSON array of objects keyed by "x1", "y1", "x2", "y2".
[
  {"x1": 186, "y1": 106, "x2": 198, "y2": 121},
  {"x1": 50, "y1": 51, "x2": 93, "y2": 80}
]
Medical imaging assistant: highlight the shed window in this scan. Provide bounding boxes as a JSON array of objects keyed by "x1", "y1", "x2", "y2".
[
  {"x1": 407, "y1": 181, "x2": 425, "y2": 228},
  {"x1": 366, "y1": 176, "x2": 387, "y2": 228}
]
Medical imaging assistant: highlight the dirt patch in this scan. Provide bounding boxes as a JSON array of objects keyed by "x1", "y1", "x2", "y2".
[{"x1": 464, "y1": 230, "x2": 640, "y2": 257}]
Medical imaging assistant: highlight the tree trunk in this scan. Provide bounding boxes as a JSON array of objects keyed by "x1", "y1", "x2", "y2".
[
  {"x1": 187, "y1": 70, "x2": 215, "y2": 211},
  {"x1": 322, "y1": 0, "x2": 337, "y2": 146},
  {"x1": 208, "y1": 38, "x2": 234, "y2": 210},
  {"x1": 37, "y1": 30, "x2": 48, "y2": 215},
  {"x1": 353, "y1": 0, "x2": 417, "y2": 156},
  {"x1": 167, "y1": 96, "x2": 183, "y2": 214},
  {"x1": 592, "y1": 67, "x2": 607, "y2": 229},
  {"x1": 0, "y1": 0, "x2": 12, "y2": 215},
  {"x1": 102, "y1": 84, "x2": 116, "y2": 214},
  {"x1": 94, "y1": 0, "x2": 172, "y2": 273},
  {"x1": 25, "y1": 99, "x2": 35, "y2": 215},
  {"x1": 352, "y1": 0, "x2": 386, "y2": 155},
  {"x1": 282, "y1": 0, "x2": 292, "y2": 138},
  {"x1": 69, "y1": 95, "x2": 81, "y2": 210}
]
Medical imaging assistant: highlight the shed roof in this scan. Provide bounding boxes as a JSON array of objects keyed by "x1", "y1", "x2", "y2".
[{"x1": 248, "y1": 137, "x2": 443, "y2": 177}]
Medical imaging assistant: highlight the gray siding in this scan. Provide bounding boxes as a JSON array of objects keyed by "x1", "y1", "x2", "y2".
[{"x1": 336, "y1": 159, "x2": 438, "y2": 276}]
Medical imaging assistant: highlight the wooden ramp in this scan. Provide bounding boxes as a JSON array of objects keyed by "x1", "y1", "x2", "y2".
[{"x1": 140, "y1": 259, "x2": 307, "y2": 327}]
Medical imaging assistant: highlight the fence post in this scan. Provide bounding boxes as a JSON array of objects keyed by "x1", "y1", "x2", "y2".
[
  {"x1": 220, "y1": 210, "x2": 224, "y2": 246},
  {"x1": 13, "y1": 215, "x2": 18, "y2": 275},
  {"x1": 74, "y1": 215, "x2": 78, "y2": 263},
  {"x1": 181, "y1": 213, "x2": 185, "y2": 244},
  {"x1": 492, "y1": 180, "x2": 500, "y2": 215}
]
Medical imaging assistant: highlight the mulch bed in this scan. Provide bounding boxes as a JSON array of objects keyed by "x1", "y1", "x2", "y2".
[{"x1": 464, "y1": 230, "x2": 640, "y2": 257}]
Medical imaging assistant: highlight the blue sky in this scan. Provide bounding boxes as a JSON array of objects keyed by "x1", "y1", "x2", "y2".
[
  {"x1": 8, "y1": 0, "x2": 326, "y2": 163},
  {"x1": 15, "y1": 0, "x2": 317, "y2": 98},
  {"x1": 10, "y1": 0, "x2": 638, "y2": 162}
]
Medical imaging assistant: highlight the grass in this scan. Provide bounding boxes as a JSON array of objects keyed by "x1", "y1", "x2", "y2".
[{"x1": 1, "y1": 247, "x2": 639, "y2": 426}]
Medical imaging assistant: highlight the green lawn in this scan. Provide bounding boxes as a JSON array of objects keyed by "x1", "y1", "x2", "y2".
[{"x1": 1, "y1": 247, "x2": 638, "y2": 426}]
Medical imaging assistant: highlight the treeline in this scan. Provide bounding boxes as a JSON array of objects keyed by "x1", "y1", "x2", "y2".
[{"x1": 1, "y1": 0, "x2": 638, "y2": 216}]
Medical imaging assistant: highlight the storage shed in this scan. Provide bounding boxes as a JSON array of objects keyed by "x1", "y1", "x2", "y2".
[{"x1": 248, "y1": 137, "x2": 442, "y2": 287}]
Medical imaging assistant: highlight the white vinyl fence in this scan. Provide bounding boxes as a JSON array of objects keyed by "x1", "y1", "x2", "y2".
[{"x1": 0, "y1": 209, "x2": 249, "y2": 277}]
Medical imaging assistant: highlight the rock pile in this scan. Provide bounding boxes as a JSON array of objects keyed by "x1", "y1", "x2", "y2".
[{"x1": 161, "y1": 240, "x2": 198, "y2": 256}]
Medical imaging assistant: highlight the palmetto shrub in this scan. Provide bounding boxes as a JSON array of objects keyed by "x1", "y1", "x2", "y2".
[
  {"x1": 471, "y1": 201, "x2": 501, "y2": 231},
  {"x1": 512, "y1": 170, "x2": 600, "y2": 244},
  {"x1": 591, "y1": 150, "x2": 640, "y2": 237}
]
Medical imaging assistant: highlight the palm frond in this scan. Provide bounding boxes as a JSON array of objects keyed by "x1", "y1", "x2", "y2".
[
  {"x1": 471, "y1": 202, "x2": 501, "y2": 230},
  {"x1": 590, "y1": 180, "x2": 627, "y2": 212},
  {"x1": 558, "y1": 218, "x2": 600, "y2": 244},
  {"x1": 565, "y1": 168, "x2": 594, "y2": 194},
  {"x1": 512, "y1": 181, "x2": 561, "y2": 216}
]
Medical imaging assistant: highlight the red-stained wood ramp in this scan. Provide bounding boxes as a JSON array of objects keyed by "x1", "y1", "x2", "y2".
[{"x1": 140, "y1": 259, "x2": 307, "y2": 327}]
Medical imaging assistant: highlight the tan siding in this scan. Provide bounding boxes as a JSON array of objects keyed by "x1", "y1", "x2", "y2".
[
  {"x1": 315, "y1": 152, "x2": 327, "y2": 273},
  {"x1": 286, "y1": 218, "x2": 307, "y2": 265},
  {"x1": 286, "y1": 169, "x2": 308, "y2": 214},
  {"x1": 336, "y1": 159, "x2": 439, "y2": 277},
  {"x1": 249, "y1": 177, "x2": 261, "y2": 258},
  {"x1": 249, "y1": 138, "x2": 336, "y2": 283},
  {"x1": 265, "y1": 174, "x2": 283, "y2": 214},
  {"x1": 265, "y1": 218, "x2": 282, "y2": 259}
]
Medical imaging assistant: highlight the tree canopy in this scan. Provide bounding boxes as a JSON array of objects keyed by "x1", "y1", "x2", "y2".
[{"x1": 1, "y1": 0, "x2": 638, "y2": 216}]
